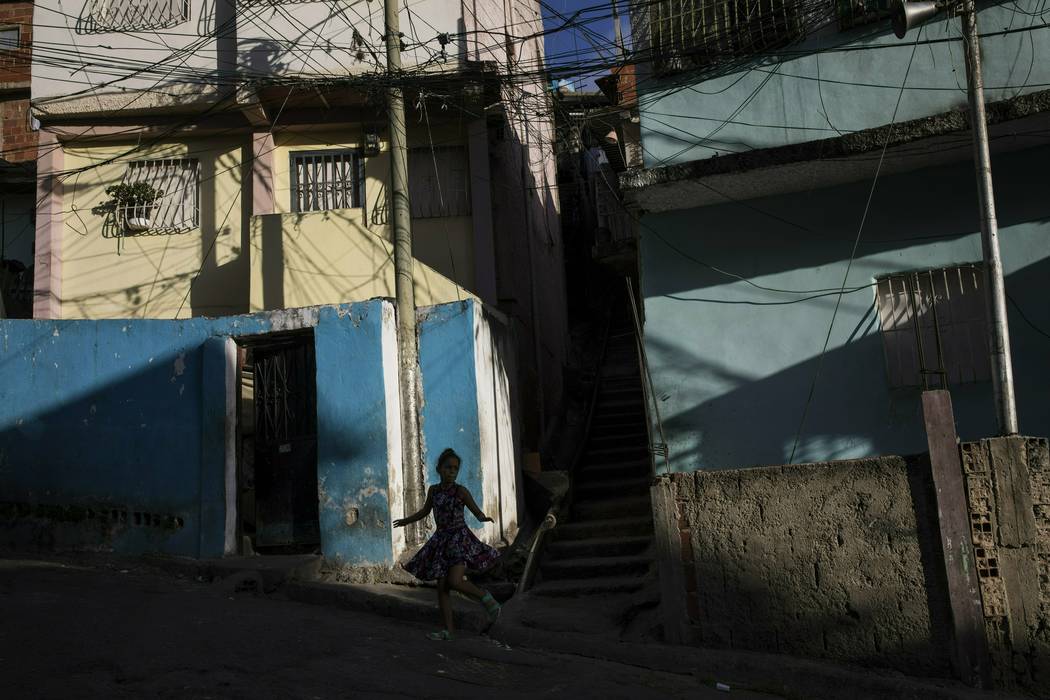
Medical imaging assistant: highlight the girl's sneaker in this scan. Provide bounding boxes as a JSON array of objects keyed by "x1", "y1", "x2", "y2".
[
  {"x1": 480, "y1": 592, "x2": 501, "y2": 625},
  {"x1": 426, "y1": 629, "x2": 453, "y2": 641}
]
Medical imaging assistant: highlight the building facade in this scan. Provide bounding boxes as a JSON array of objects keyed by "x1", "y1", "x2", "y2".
[
  {"x1": 0, "y1": 0, "x2": 34, "y2": 318},
  {"x1": 29, "y1": 0, "x2": 568, "y2": 453},
  {"x1": 623, "y1": 0, "x2": 1050, "y2": 470}
]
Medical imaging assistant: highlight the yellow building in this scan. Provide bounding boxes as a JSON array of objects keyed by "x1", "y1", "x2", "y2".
[{"x1": 42, "y1": 117, "x2": 483, "y2": 320}]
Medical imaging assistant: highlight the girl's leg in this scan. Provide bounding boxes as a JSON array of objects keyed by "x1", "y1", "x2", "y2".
[
  {"x1": 437, "y1": 575, "x2": 454, "y2": 633},
  {"x1": 445, "y1": 564, "x2": 486, "y2": 600}
]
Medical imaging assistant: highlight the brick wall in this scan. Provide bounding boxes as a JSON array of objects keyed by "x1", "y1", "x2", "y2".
[
  {"x1": 961, "y1": 437, "x2": 1050, "y2": 692},
  {"x1": 0, "y1": 1, "x2": 34, "y2": 164},
  {"x1": 654, "y1": 456, "x2": 954, "y2": 677},
  {"x1": 0, "y1": 1, "x2": 32, "y2": 85},
  {"x1": 1, "y1": 97, "x2": 33, "y2": 162}
]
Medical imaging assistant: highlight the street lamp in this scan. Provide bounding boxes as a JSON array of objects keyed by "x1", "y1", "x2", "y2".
[{"x1": 891, "y1": 0, "x2": 1019, "y2": 436}]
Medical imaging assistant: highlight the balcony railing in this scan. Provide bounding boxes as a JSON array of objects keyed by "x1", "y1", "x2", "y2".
[{"x1": 85, "y1": 0, "x2": 190, "y2": 32}]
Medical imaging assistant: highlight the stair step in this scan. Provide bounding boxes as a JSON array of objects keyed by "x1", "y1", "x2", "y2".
[
  {"x1": 579, "y1": 459, "x2": 650, "y2": 480},
  {"x1": 555, "y1": 516, "x2": 653, "y2": 541},
  {"x1": 576, "y1": 477, "x2": 651, "y2": 500},
  {"x1": 585, "y1": 445, "x2": 649, "y2": 460},
  {"x1": 540, "y1": 554, "x2": 652, "y2": 580},
  {"x1": 531, "y1": 575, "x2": 648, "y2": 597},
  {"x1": 547, "y1": 535, "x2": 652, "y2": 559},
  {"x1": 595, "y1": 398, "x2": 644, "y2": 412},
  {"x1": 587, "y1": 432, "x2": 649, "y2": 448},
  {"x1": 572, "y1": 495, "x2": 651, "y2": 521},
  {"x1": 592, "y1": 410, "x2": 646, "y2": 424}
]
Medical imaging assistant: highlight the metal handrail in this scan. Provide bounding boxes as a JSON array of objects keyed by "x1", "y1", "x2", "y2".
[
  {"x1": 625, "y1": 277, "x2": 670, "y2": 477},
  {"x1": 517, "y1": 311, "x2": 614, "y2": 594}
]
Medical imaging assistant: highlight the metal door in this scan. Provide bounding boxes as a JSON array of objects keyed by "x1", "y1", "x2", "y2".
[{"x1": 252, "y1": 337, "x2": 320, "y2": 549}]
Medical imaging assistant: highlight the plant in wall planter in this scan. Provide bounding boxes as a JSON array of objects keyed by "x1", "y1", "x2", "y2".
[{"x1": 93, "y1": 182, "x2": 164, "y2": 232}]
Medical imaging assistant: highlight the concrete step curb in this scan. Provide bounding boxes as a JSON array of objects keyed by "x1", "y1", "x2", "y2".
[
  {"x1": 529, "y1": 574, "x2": 648, "y2": 597},
  {"x1": 540, "y1": 554, "x2": 652, "y2": 580},
  {"x1": 489, "y1": 606, "x2": 1011, "y2": 700},
  {"x1": 547, "y1": 534, "x2": 652, "y2": 559},
  {"x1": 285, "y1": 580, "x2": 492, "y2": 634}
]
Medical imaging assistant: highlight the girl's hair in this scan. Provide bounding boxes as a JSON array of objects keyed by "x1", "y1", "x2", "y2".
[{"x1": 436, "y1": 447, "x2": 460, "y2": 470}]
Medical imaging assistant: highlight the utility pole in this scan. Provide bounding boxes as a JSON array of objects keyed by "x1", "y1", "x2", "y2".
[
  {"x1": 893, "y1": 0, "x2": 1019, "y2": 435},
  {"x1": 959, "y1": 0, "x2": 1018, "y2": 435},
  {"x1": 611, "y1": 0, "x2": 625, "y2": 58},
  {"x1": 385, "y1": 0, "x2": 425, "y2": 542}
]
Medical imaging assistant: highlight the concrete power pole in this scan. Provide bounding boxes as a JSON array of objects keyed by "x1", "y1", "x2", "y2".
[
  {"x1": 959, "y1": 0, "x2": 1018, "y2": 436},
  {"x1": 893, "y1": 0, "x2": 1019, "y2": 435},
  {"x1": 384, "y1": 0, "x2": 425, "y2": 542}
]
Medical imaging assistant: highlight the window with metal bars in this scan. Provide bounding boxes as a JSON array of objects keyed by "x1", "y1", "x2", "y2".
[
  {"x1": 87, "y1": 0, "x2": 190, "y2": 31},
  {"x1": 648, "y1": 0, "x2": 805, "y2": 70},
  {"x1": 290, "y1": 150, "x2": 365, "y2": 213},
  {"x1": 124, "y1": 158, "x2": 200, "y2": 231},
  {"x1": 407, "y1": 146, "x2": 471, "y2": 218},
  {"x1": 875, "y1": 264, "x2": 990, "y2": 389}
]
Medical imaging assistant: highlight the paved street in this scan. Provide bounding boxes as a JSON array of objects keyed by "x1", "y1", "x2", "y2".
[{"x1": 0, "y1": 559, "x2": 780, "y2": 699}]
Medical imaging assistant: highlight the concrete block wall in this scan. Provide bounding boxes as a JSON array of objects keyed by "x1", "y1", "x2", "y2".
[
  {"x1": 961, "y1": 437, "x2": 1050, "y2": 691},
  {"x1": 656, "y1": 456, "x2": 953, "y2": 677}
]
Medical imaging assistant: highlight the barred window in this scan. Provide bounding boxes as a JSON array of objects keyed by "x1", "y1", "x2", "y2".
[
  {"x1": 87, "y1": 0, "x2": 190, "y2": 31},
  {"x1": 290, "y1": 150, "x2": 365, "y2": 213},
  {"x1": 124, "y1": 158, "x2": 200, "y2": 231},
  {"x1": 649, "y1": 0, "x2": 805, "y2": 69},
  {"x1": 875, "y1": 265, "x2": 990, "y2": 389},
  {"x1": 408, "y1": 146, "x2": 471, "y2": 218}
]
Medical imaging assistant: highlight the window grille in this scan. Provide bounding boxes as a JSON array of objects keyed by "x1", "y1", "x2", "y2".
[
  {"x1": 290, "y1": 150, "x2": 365, "y2": 213},
  {"x1": 87, "y1": 0, "x2": 190, "y2": 32},
  {"x1": 649, "y1": 0, "x2": 805, "y2": 70},
  {"x1": 124, "y1": 158, "x2": 200, "y2": 231},
  {"x1": 875, "y1": 264, "x2": 990, "y2": 389},
  {"x1": 408, "y1": 146, "x2": 471, "y2": 218}
]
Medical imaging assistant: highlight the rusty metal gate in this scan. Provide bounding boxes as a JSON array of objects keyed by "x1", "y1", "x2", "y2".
[{"x1": 252, "y1": 336, "x2": 320, "y2": 549}]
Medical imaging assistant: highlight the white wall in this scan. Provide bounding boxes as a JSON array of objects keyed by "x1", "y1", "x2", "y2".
[{"x1": 32, "y1": 0, "x2": 482, "y2": 107}]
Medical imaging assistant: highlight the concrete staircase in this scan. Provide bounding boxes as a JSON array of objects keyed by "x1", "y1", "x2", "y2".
[{"x1": 531, "y1": 327, "x2": 655, "y2": 598}]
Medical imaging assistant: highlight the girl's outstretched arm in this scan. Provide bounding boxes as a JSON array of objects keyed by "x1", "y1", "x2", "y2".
[
  {"x1": 393, "y1": 485, "x2": 436, "y2": 527},
  {"x1": 457, "y1": 486, "x2": 493, "y2": 523}
]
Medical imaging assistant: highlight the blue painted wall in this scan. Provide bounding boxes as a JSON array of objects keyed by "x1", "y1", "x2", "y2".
[
  {"x1": 313, "y1": 302, "x2": 397, "y2": 566},
  {"x1": 638, "y1": 2, "x2": 1050, "y2": 166},
  {"x1": 0, "y1": 302, "x2": 394, "y2": 560},
  {"x1": 417, "y1": 300, "x2": 485, "y2": 526},
  {"x1": 0, "y1": 315, "x2": 269, "y2": 555},
  {"x1": 640, "y1": 146, "x2": 1050, "y2": 471}
]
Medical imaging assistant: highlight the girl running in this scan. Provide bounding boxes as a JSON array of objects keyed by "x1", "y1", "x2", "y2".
[{"x1": 393, "y1": 448, "x2": 502, "y2": 640}]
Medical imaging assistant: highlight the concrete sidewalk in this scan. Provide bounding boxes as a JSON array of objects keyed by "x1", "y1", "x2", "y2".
[
  {"x1": 5, "y1": 551, "x2": 1014, "y2": 699},
  {"x1": 283, "y1": 580, "x2": 1010, "y2": 700}
]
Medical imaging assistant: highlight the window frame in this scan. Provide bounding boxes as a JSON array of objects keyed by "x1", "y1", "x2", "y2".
[
  {"x1": 0, "y1": 25, "x2": 20, "y2": 51},
  {"x1": 874, "y1": 263, "x2": 990, "y2": 390},
  {"x1": 123, "y1": 157, "x2": 201, "y2": 232},
  {"x1": 289, "y1": 148, "x2": 366, "y2": 214}
]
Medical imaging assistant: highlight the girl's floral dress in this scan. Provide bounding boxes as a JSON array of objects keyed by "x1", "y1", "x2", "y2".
[{"x1": 403, "y1": 483, "x2": 500, "y2": 581}]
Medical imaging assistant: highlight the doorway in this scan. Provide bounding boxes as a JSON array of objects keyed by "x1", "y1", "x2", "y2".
[{"x1": 236, "y1": 331, "x2": 320, "y2": 554}]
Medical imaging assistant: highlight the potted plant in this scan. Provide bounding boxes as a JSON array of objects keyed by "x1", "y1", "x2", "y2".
[{"x1": 93, "y1": 182, "x2": 164, "y2": 231}]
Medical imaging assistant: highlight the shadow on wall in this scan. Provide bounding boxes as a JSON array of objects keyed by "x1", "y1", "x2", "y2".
[
  {"x1": 641, "y1": 145, "x2": 1050, "y2": 299},
  {"x1": 652, "y1": 258, "x2": 1050, "y2": 471},
  {"x1": 0, "y1": 342, "x2": 210, "y2": 556}
]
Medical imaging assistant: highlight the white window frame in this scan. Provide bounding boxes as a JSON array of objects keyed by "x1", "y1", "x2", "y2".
[{"x1": 123, "y1": 158, "x2": 200, "y2": 232}]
